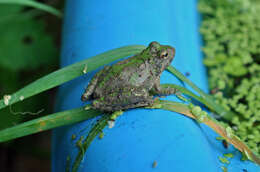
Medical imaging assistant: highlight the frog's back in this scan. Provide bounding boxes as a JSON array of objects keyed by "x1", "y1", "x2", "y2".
[{"x1": 93, "y1": 57, "x2": 154, "y2": 98}]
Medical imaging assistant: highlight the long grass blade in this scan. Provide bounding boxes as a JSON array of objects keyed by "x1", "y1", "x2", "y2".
[
  {"x1": 0, "y1": 45, "x2": 146, "y2": 111},
  {"x1": 167, "y1": 66, "x2": 234, "y2": 120},
  {"x1": 0, "y1": 107, "x2": 101, "y2": 142},
  {"x1": 0, "y1": 0, "x2": 62, "y2": 17}
]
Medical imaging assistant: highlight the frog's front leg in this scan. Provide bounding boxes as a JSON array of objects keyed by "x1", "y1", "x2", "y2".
[
  {"x1": 92, "y1": 88, "x2": 154, "y2": 112},
  {"x1": 151, "y1": 78, "x2": 177, "y2": 96}
]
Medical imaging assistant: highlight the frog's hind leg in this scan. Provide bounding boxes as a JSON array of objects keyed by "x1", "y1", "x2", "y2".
[
  {"x1": 81, "y1": 67, "x2": 109, "y2": 101},
  {"x1": 92, "y1": 88, "x2": 154, "y2": 112}
]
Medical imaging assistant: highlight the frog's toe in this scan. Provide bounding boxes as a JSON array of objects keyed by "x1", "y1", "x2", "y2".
[
  {"x1": 92, "y1": 96, "x2": 155, "y2": 112},
  {"x1": 81, "y1": 94, "x2": 88, "y2": 101}
]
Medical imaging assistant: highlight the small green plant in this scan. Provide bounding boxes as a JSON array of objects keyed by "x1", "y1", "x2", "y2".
[{"x1": 199, "y1": 0, "x2": 260, "y2": 156}]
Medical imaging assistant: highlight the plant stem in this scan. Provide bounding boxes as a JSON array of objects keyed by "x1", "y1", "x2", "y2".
[
  {"x1": 167, "y1": 66, "x2": 235, "y2": 120},
  {"x1": 156, "y1": 100, "x2": 260, "y2": 165}
]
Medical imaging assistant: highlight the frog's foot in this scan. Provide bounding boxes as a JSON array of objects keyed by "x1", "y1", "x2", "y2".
[
  {"x1": 92, "y1": 98, "x2": 154, "y2": 112},
  {"x1": 92, "y1": 88, "x2": 155, "y2": 112}
]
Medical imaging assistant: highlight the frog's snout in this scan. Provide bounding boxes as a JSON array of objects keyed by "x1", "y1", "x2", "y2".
[{"x1": 168, "y1": 47, "x2": 175, "y2": 58}]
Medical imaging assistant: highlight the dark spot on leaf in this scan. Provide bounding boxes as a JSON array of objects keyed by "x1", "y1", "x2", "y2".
[{"x1": 22, "y1": 36, "x2": 33, "y2": 45}]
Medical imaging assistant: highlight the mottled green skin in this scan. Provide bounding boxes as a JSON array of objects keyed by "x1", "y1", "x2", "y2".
[{"x1": 81, "y1": 41, "x2": 176, "y2": 112}]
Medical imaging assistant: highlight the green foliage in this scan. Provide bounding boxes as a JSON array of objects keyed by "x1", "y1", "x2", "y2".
[
  {"x1": 0, "y1": 45, "x2": 146, "y2": 142},
  {"x1": 0, "y1": 46, "x2": 259, "y2": 165},
  {"x1": 0, "y1": 4, "x2": 59, "y2": 129},
  {"x1": 0, "y1": 107, "x2": 100, "y2": 142},
  {"x1": 0, "y1": 45, "x2": 146, "y2": 111},
  {"x1": 199, "y1": 0, "x2": 260, "y2": 156},
  {"x1": 0, "y1": 0, "x2": 62, "y2": 17},
  {"x1": 0, "y1": 5, "x2": 57, "y2": 71},
  {"x1": 0, "y1": 44, "x2": 145, "y2": 130}
]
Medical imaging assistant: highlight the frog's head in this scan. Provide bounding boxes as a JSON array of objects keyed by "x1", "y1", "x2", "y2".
[{"x1": 147, "y1": 41, "x2": 175, "y2": 73}]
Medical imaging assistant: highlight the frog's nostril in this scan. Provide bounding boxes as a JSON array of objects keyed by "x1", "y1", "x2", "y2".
[{"x1": 168, "y1": 48, "x2": 175, "y2": 58}]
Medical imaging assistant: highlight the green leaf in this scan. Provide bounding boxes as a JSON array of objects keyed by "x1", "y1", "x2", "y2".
[
  {"x1": 0, "y1": 5, "x2": 58, "y2": 71},
  {"x1": 0, "y1": 45, "x2": 146, "y2": 110},
  {"x1": 0, "y1": 4, "x2": 22, "y2": 16},
  {"x1": 0, "y1": 0, "x2": 62, "y2": 17},
  {"x1": 0, "y1": 4, "x2": 59, "y2": 129},
  {"x1": 0, "y1": 107, "x2": 101, "y2": 142},
  {"x1": 167, "y1": 66, "x2": 235, "y2": 120},
  {"x1": 223, "y1": 57, "x2": 247, "y2": 76}
]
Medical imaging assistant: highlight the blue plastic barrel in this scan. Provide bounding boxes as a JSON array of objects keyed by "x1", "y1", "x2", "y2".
[{"x1": 52, "y1": 0, "x2": 260, "y2": 171}]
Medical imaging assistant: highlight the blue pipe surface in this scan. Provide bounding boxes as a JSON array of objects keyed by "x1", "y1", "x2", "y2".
[{"x1": 52, "y1": 0, "x2": 260, "y2": 171}]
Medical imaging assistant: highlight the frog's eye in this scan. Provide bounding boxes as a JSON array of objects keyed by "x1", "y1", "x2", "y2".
[{"x1": 160, "y1": 50, "x2": 168, "y2": 59}]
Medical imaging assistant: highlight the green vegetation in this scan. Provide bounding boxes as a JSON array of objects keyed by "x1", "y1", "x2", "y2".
[
  {"x1": 199, "y1": 0, "x2": 260, "y2": 156},
  {"x1": 0, "y1": 44, "x2": 259, "y2": 168},
  {"x1": 219, "y1": 156, "x2": 230, "y2": 164},
  {"x1": 0, "y1": 1, "x2": 61, "y2": 130},
  {"x1": 0, "y1": 0, "x2": 260, "y2": 170},
  {"x1": 0, "y1": 0, "x2": 62, "y2": 17}
]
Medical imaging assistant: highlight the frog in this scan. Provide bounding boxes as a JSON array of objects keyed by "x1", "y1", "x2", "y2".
[{"x1": 81, "y1": 41, "x2": 176, "y2": 112}]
